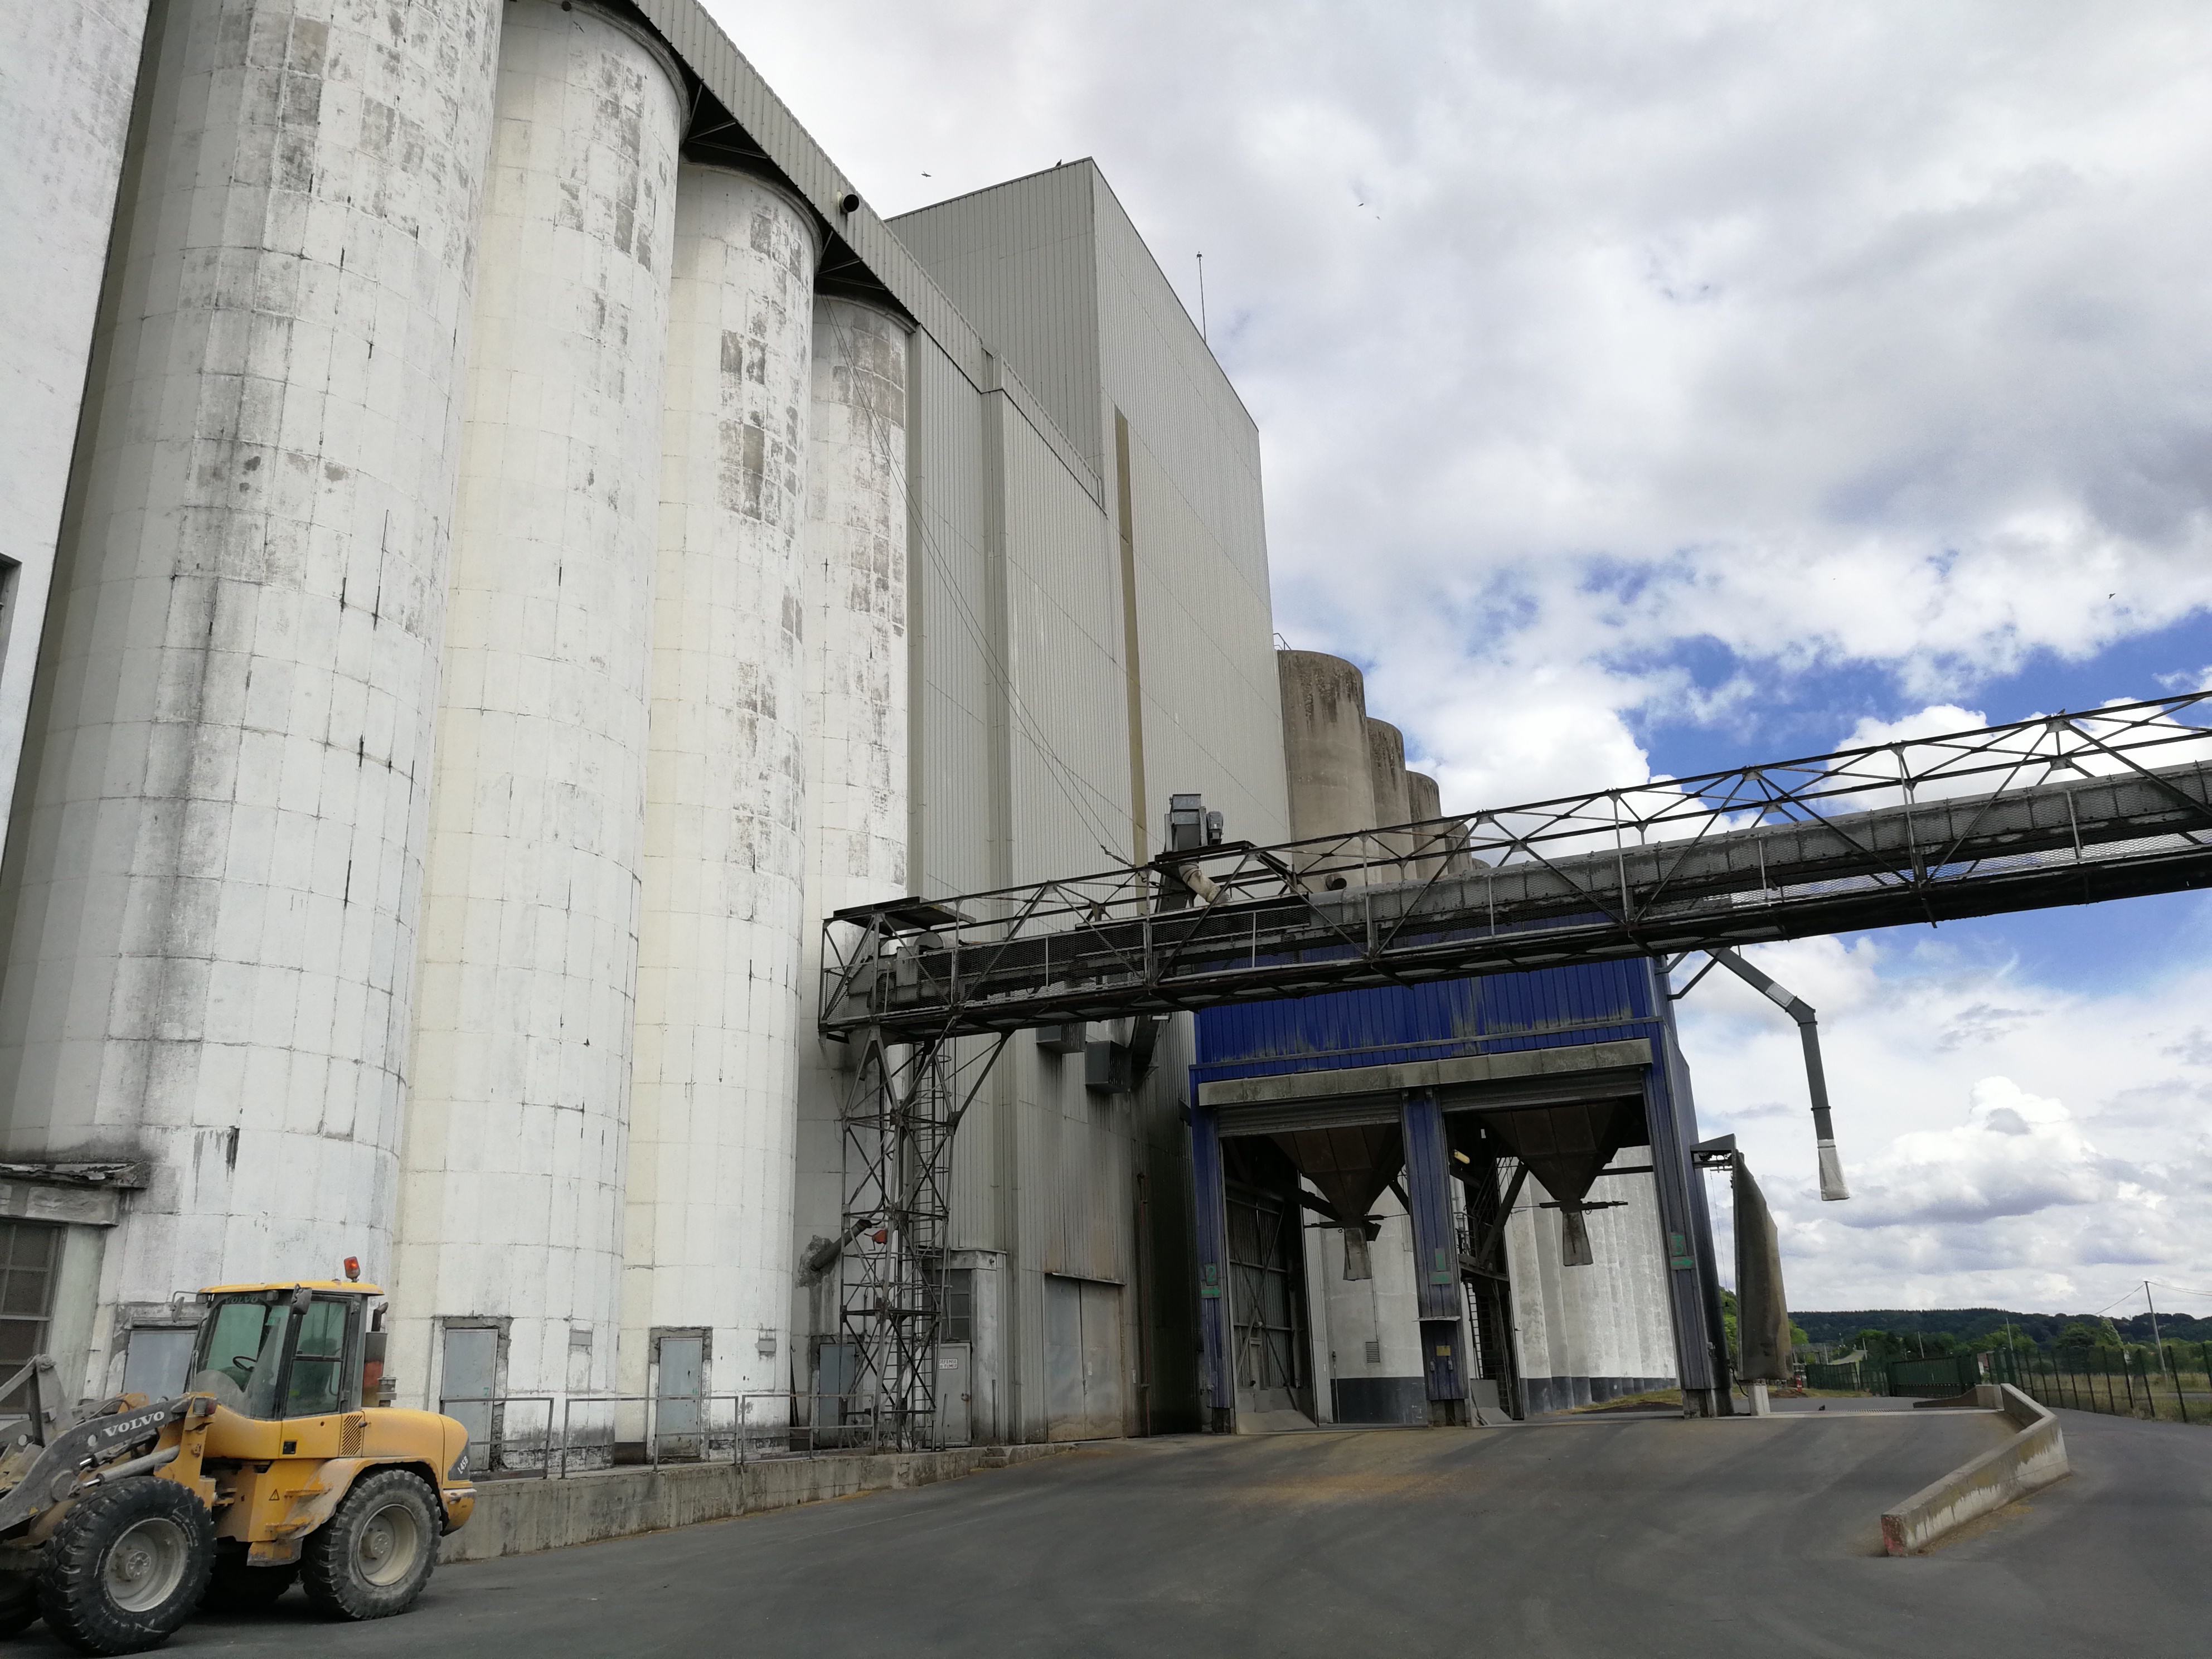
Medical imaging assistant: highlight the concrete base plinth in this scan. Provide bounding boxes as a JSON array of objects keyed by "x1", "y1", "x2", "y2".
[{"x1": 440, "y1": 1444, "x2": 1071, "y2": 1563}]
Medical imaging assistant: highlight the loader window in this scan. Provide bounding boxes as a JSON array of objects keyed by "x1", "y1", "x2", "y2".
[
  {"x1": 283, "y1": 1297, "x2": 355, "y2": 1418},
  {"x1": 190, "y1": 1299, "x2": 290, "y2": 1419}
]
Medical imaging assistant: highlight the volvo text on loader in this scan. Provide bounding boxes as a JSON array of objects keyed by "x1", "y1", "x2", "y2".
[{"x1": 0, "y1": 1280, "x2": 474, "y2": 1654}]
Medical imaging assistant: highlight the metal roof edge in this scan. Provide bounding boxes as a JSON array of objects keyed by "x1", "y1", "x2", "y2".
[{"x1": 630, "y1": 0, "x2": 1103, "y2": 503}]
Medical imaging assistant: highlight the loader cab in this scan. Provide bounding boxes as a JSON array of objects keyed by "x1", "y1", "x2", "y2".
[{"x1": 188, "y1": 1283, "x2": 378, "y2": 1422}]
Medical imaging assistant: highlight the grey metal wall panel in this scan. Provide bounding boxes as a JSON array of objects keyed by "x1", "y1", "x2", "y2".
[
  {"x1": 999, "y1": 405, "x2": 1129, "y2": 885},
  {"x1": 1089, "y1": 174, "x2": 1289, "y2": 850},
  {"x1": 892, "y1": 168, "x2": 1105, "y2": 478}
]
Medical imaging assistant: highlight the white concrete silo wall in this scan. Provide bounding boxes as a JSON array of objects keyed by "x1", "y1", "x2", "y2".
[
  {"x1": 0, "y1": 0, "x2": 501, "y2": 1377},
  {"x1": 619, "y1": 167, "x2": 819, "y2": 1409},
  {"x1": 0, "y1": 0, "x2": 153, "y2": 865},
  {"x1": 394, "y1": 0, "x2": 682, "y2": 1410},
  {"x1": 1503, "y1": 1169, "x2": 1681, "y2": 1409},
  {"x1": 791, "y1": 298, "x2": 910, "y2": 1370}
]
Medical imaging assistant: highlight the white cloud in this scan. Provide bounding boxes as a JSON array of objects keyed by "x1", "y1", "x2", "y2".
[
  {"x1": 711, "y1": 1, "x2": 2212, "y2": 1312},
  {"x1": 1680, "y1": 932, "x2": 2212, "y2": 1310}
]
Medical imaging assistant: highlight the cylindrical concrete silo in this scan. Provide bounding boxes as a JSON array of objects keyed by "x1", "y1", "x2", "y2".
[
  {"x1": 1404, "y1": 770, "x2": 1447, "y2": 879},
  {"x1": 1277, "y1": 651, "x2": 1374, "y2": 886},
  {"x1": 392, "y1": 0, "x2": 683, "y2": 1422},
  {"x1": 1366, "y1": 719, "x2": 1411, "y2": 877},
  {"x1": 619, "y1": 164, "x2": 821, "y2": 1419},
  {"x1": 790, "y1": 296, "x2": 911, "y2": 1385},
  {"x1": 0, "y1": 0, "x2": 154, "y2": 869},
  {"x1": 0, "y1": 0, "x2": 502, "y2": 1396}
]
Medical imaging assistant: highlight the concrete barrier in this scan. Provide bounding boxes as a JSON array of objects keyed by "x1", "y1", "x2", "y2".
[
  {"x1": 439, "y1": 1444, "x2": 1073, "y2": 1563},
  {"x1": 1880, "y1": 1384, "x2": 2068, "y2": 1555}
]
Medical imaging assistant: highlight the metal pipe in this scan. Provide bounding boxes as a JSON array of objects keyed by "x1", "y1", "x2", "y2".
[{"x1": 1708, "y1": 948, "x2": 1850, "y2": 1201}]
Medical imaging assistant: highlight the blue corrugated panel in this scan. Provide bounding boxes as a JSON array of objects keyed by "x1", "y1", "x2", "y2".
[{"x1": 1192, "y1": 960, "x2": 1663, "y2": 1086}]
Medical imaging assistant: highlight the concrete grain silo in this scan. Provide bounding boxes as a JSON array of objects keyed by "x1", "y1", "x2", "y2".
[
  {"x1": 0, "y1": 0, "x2": 154, "y2": 862},
  {"x1": 392, "y1": 0, "x2": 683, "y2": 1421},
  {"x1": 1277, "y1": 651, "x2": 1372, "y2": 889},
  {"x1": 1, "y1": 3, "x2": 1311, "y2": 1451},
  {"x1": 0, "y1": 0, "x2": 502, "y2": 1395},
  {"x1": 790, "y1": 296, "x2": 911, "y2": 1389},
  {"x1": 619, "y1": 164, "x2": 822, "y2": 1422},
  {"x1": 1365, "y1": 717, "x2": 1411, "y2": 875}
]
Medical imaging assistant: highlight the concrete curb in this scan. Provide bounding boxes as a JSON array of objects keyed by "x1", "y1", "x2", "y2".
[
  {"x1": 1880, "y1": 1384, "x2": 2069, "y2": 1556},
  {"x1": 438, "y1": 1444, "x2": 1073, "y2": 1563}
]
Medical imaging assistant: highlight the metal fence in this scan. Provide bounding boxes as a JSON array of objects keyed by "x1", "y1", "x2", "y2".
[
  {"x1": 1993, "y1": 1348, "x2": 2207, "y2": 1425},
  {"x1": 439, "y1": 1391, "x2": 948, "y2": 1478}
]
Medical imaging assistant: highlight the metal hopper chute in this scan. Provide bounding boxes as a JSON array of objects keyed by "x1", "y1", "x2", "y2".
[
  {"x1": 1272, "y1": 1123, "x2": 1403, "y2": 1276},
  {"x1": 1472, "y1": 1099, "x2": 1647, "y2": 1267}
]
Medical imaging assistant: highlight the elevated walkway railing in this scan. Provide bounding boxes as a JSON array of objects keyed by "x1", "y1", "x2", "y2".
[{"x1": 822, "y1": 693, "x2": 2212, "y2": 1040}]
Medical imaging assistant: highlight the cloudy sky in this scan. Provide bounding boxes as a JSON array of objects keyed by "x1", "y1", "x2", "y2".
[{"x1": 714, "y1": 0, "x2": 2212, "y2": 1318}]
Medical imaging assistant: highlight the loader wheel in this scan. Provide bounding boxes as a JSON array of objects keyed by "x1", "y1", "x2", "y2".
[
  {"x1": 300, "y1": 1469, "x2": 437, "y2": 1621},
  {"x1": 37, "y1": 1479, "x2": 215, "y2": 1655}
]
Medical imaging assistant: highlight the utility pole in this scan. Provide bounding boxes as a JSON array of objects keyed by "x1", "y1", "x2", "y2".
[{"x1": 2146, "y1": 1281, "x2": 2171, "y2": 1383}]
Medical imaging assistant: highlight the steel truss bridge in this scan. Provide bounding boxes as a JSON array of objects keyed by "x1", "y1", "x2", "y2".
[{"x1": 821, "y1": 692, "x2": 2212, "y2": 1440}]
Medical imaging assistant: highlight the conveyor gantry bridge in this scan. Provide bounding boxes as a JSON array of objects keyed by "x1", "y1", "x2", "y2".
[
  {"x1": 823, "y1": 693, "x2": 2212, "y2": 1041},
  {"x1": 819, "y1": 693, "x2": 2212, "y2": 1444}
]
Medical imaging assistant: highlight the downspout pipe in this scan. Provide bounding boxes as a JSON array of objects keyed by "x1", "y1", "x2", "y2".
[{"x1": 1708, "y1": 949, "x2": 1851, "y2": 1202}]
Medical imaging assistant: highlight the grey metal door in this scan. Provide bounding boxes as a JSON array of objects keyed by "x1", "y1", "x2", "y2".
[
  {"x1": 1228, "y1": 1183, "x2": 1307, "y2": 1415},
  {"x1": 440, "y1": 1326, "x2": 498, "y2": 1467},
  {"x1": 937, "y1": 1342, "x2": 972, "y2": 1446},
  {"x1": 1045, "y1": 1278, "x2": 1125, "y2": 1441},
  {"x1": 1079, "y1": 1282, "x2": 1124, "y2": 1439},
  {"x1": 813, "y1": 1342, "x2": 855, "y2": 1445},
  {"x1": 1044, "y1": 1277, "x2": 1084, "y2": 1439},
  {"x1": 655, "y1": 1334, "x2": 704, "y2": 1458}
]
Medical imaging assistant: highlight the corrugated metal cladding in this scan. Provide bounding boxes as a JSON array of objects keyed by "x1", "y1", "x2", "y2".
[
  {"x1": 894, "y1": 162, "x2": 1288, "y2": 856},
  {"x1": 885, "y1": 159, "x2": 1289, "y2": 1433},
  {"x1": 1192, "y1": 961, "x2": 1667, "y2": 1086}
]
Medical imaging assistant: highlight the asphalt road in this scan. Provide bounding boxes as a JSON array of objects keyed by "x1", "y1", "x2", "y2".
[{"x1": 42, "y1": 1399, "x2": 2212, "y2": 1658}]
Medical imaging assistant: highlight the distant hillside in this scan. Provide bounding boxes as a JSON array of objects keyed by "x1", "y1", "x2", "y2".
[{"x1": 1795, "y1": 1307, "x2": 2212, "y2": 1347}]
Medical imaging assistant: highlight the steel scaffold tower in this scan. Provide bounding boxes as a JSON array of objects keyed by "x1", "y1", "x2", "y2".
[{"x1": 834, "y1": 1025, "x2": 1008, "y2": 1449}]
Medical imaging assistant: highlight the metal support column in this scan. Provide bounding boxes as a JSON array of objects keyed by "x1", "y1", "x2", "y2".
[
  {"x1": 1400, "y1": 1089, "x2": 1469, "y2": 1426},
  {"x1": 1190, "y1": 1097, "x2": 1235, "y2": 1433},
  {"x1": 1645, "y1": 964, "x2": 1730, "y2": 1415}
]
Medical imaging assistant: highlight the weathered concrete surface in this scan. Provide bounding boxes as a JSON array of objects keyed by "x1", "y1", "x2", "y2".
[
  {"x1": 1276, "y1": 651, "x2": 1371, "y2": 843},
  {"x1": 788, "y1": 296, "x2": 910, "y2": 1381},
  {"x1": 436, "y1": 1443, "x2": 1069, "y2": 1563},
  {"x1": 0, "y1": 0, "x2": 503, "y2": 1376},
  {"x1": 0, "y1": 0, "x2": 151, "y2": 870},
  {"x1": 155, "y1": 1406, "x2": 2212, "y2": 1658},
  {"x1": 619, "y1": 164, "x2": 819, "y2": 1408},
  {"x1": 1881, "y1": 1383, "x2": 2069, "y2": 1555},
  {"x1": 394, "y1": 0, "x2": 684, "y2": 1412}
]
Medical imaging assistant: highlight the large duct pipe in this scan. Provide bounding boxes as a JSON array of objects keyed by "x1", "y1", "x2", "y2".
[
  {"x1": 393, "y1": 0, "x2": 683, "y2": 1414},
  {"x1": 0, "y1": 0, "x2": 502, "y2": 1395},
  {"x1": 1707, "y1": 948, "x2": 1850, "y2": 1202},
  {"x1": 620, "y1": 164, "x2": 821, "y2": 1415}
]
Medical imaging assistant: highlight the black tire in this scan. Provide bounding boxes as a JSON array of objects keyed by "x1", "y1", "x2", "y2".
[
  {"x1": 37, "y1": 1479, "x2": 215, "y2": 1656},
  {"x1": 197, "y1": 1554, "x2": 297, "y2": 1613},
  {"x1": 299, "y1": 1469, "x2": 438, "y2": 1621}
]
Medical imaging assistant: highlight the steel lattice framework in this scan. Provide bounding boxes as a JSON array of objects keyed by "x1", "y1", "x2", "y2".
[
  {"x1": 832, "y1": 1029, "x2": 1007, "y2": 1448},
  {"x1": 822, "y1": 692, "x2": 2212, "y2": 1044},
  {"x1": 821, "y1": 692, "x2": 2212, "y2": 1442}
]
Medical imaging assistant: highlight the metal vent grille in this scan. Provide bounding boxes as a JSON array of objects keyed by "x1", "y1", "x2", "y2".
[{"x1": 341, "y1": 1415, "x2": 366, "y2": 1456}]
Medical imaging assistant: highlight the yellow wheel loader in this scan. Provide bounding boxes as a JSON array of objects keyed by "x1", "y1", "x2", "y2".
[{"x1": 0, "y1": 1282, "x2": 474, "y2": 1655}]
